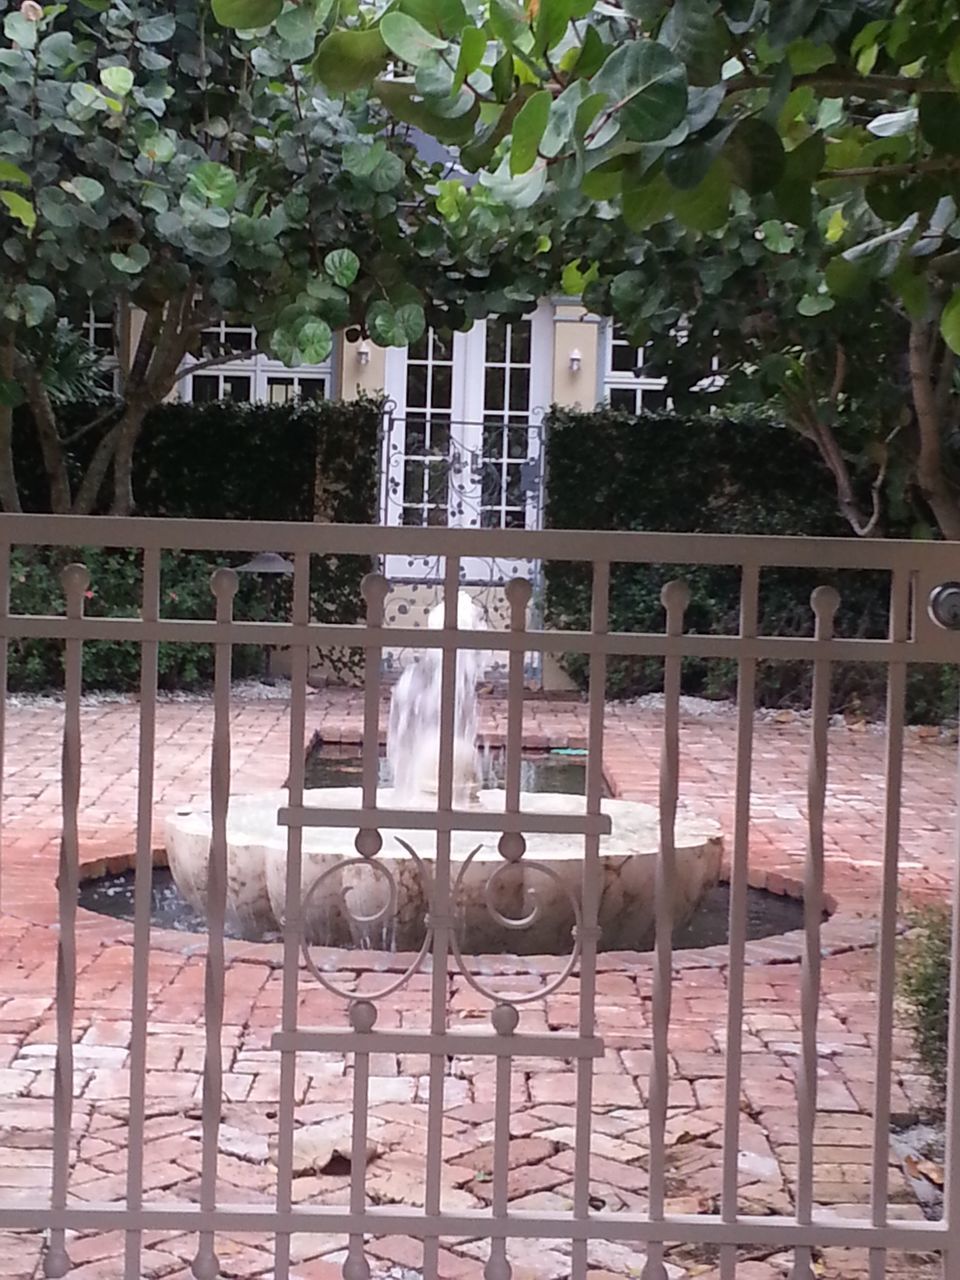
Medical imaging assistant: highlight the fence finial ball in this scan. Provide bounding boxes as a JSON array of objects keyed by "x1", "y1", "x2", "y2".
[{"x1": 210, "y1": 567, "x2": 239, "y2": 600}]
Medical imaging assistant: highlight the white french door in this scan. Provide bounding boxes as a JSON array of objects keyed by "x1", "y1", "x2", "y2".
[{"x1": 381, "y1": 303, "x2": 553, "y2": 584}]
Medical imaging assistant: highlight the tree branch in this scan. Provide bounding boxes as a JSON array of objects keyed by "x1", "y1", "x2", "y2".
[
  {"x1": 726, "y1": 69, "x2": 949, "y2": 97},
  {"x1": 14, "y1": 352, "x2": 72, "y2": 514},
  {"x1": 0, "y1": 336, "x2": 22, "y2": 514},
  {"x1": 910, "y1": 319, "x2": 960, "y2": 539}
]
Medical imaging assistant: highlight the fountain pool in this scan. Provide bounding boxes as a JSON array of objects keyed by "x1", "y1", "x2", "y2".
[{"x1": 164, "y1": 591, "x2": 724, "y2": 954}]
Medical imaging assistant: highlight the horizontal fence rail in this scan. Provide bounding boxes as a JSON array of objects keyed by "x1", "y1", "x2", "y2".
[{"x1": 0, "y1": 513, "x2": 957, "y2": 1280}]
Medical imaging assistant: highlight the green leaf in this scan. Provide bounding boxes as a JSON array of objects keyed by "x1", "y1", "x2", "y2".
[
  {"x1": 212, "y1": 0, "x2": 282, "y2": 26},
  {"x1": 918, "y1": 94, "x2": 960, "y2": 157},
  {"x1": 941, "y1": 289, "x2": 960, "y2": 355},
  {"x1": 14, "y1": 284, "x2": 54, "y2": 326},
  {"x1": 535, "y1": 0, "x2": 572, "y2": 53},
  {"x1": 492, "y1": 49, "x2": 514, "y2": 101},
  {"x1": 948, "y1": 42, "x2": 960, "y2": 89},
  {"x1": 276, "y1": 5, "x2": 317, "y2": 58},
  {"x1": 140, "y1": 132, "x2": 176, "y2": 164},
  {"x1": 561, "y1": 258, "x2": 599, "y2": 294},
  {"x1": 787, "y1": 39, "x2": 834, "y2": 73},
  {"x1": 100, "y1": 66, "x2": 134, "y2": 97},
  {"x1": 3, "y1": 13, "x2": 38, "y2": 51},
  {"x1": 380, "y1": 12, "x2": 447, "y2": 66},
  {"x1": 395, "y1": 302, "x2": 426, "y2": 343},
  {"x1": 399, "y1": 0, "x2": 467, "y2": 38},
  {"x1": 0, "y1": 161, "x2": 30, "y2": 188},
  {"x1": 797, "y1": 292, "x2": 835, "y2": 316},
  {"x1": 1, "y1": 190, "x2": 35, "y2": 229},
  {"x1": 510, "y1": 89, "x2": 551, "y2": 175},
  {"x1": 189, "y1": 162, "x2": 238, "y2": 207},
  {"x1": 622, "y1": 168, "x2": 672, "y2": 230},
  {"x1": 824, "y1": 256, "x2": 872, "y2": 299},
  {"x1": 760, "y1": 218, "x2": 794, "y2": 253},
  {"x1": 61, "y1": 176, "x2": 104, "y2": 203},
  {"x1": 324, "y1": 248, "x2": 360, "y2": 288},
  {"x1": 137, "y1": 14, "x2": 176, "y2": 43},
  {"x1": 110, "y1": 245, "x2": 150, "y2": 274},
  {"x1": 890, "y1": 261, "x2": 931, "y2": 320},
  {"x1": 454, "y1": 25, "x2": 486, "y2": 89},
  {"x1": 591, "y1": 40, "x2": 687, "y2": 144},
  {"x1": 671, "y1": 160, "x2": 731, "y2": 231},
  {"x1": 375, "y1": 78, "x2": 479, "y2": 144},
  {"x1": 313, "y1": 28, "x2": 389, "y2": 91},
  {"x1": 725, "y1": 118, "x2": 785, "y2": 194},
  {"x1": 298, "y1": 317, "x2": 333, "y2": 363}
]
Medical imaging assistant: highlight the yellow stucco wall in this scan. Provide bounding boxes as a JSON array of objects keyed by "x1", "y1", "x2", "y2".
[
  {"x1": 338, "y1": 334, "x2": 386, "y2": 400},
  {"x1": 551, "y1": 302, "x2": 599, "y2": 408}
]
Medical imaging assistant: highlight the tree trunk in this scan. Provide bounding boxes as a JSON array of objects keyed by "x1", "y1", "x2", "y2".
[
  {"x1": 0, "y1": 338, "x2": 22, "y2": 513},
  {"x1": 107, "y1": 409, "x2": 147, "y2": 517},
  {"x1": 18, "y1": 357, "x2": 72, "y2": 514},
  {"x1": 909, "y1": 320, "x2": 960, "y2": 540}
]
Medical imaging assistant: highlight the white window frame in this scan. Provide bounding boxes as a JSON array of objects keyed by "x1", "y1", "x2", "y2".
[
  {"x1": 179, "y1": 320, "x2": 336, "y2": 404},
  {"x1": 599, "y1": 321, "x2": 671, "y2": 413}
]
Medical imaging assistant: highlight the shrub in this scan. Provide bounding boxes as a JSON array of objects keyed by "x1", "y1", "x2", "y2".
[
  {"x1": 543, "y1": 407, "x2": 955, "y2": 721},
  {"x1": 899, "y1": 906, "x2": 952, "y2": 1097},
  {"x1": 9, "y1": 397, "x2": 381, "y2": 692}
]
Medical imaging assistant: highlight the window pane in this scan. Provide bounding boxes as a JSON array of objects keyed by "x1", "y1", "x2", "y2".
[
  {"x1": 402, "y1": 506, "x2": 424, "y2": 526},
  {"x1": 428, "y1": 416, "x2": 450, "y2": 455},
  {"x1": 505, "y1": 508, "x2": 526, "y2": 529},
  {"x1": 485, "y1": 367, "x2": 505, "y2": 413},
  {"x1": 427, "y1": 460, "x2": 448, "y2": 504},
  {"x1": 485, "y1": 319, "x2": 507, "y2": 364},
  {"x1": 510, "y1": 321, "x2": 531, "y2": 364},
  {"x1": 223, "y1": 375, "x2": 252, "y2": 401},
  {"x1": 299, "y1": 378, "x2": 326, "y2": 402},
  {"x1": 191, "y1": 375, "x2": 220, "y2": 403},
  {"x1": 432, "y1": 361, "x2": 452, "y2": 410},
  {"x1": 508, "y1": 426, "x2": 528, "y2": 458},
  {"x1": 509, "y1": 368, "x2": 530, "y2": 412},
  {"x1": 224, "y1": 328, "x2": 255, "y2": 351},
  {"x1": 611, "y1": 341, "x2": 636, "y2": 373},
  {"x1": 409, "y1": 331, "x2": 429, "y2": 361},
  {"x1": 430, "y1": 329, "x2": 452, "y2": 362},
  {"x1": 406, "y1": 417, "x2": 426, "y2": 453},
  {"x1": 404, "y1": 460, "x2": 425, "y2": 501},
  {"x1": 406, "y1": 362, "x2": 428, "y2": 409},
  {"x1": 482, "y1": 464, "x2": 502, "y2": 508},
  {"x1": 427, "y1": 504, "x2": 448, "y2": 526},
  {"x1": 483, "y1": 421, "x2": 503, "y2": 458},
  {"x1": 610, "y1": 387, "x2": 637, "y2": 412},
  {"x1": 505, "y1": 463, "x2": 524, "y2": 506},
  {"x1": 641, "y1": 386, "x2": 668, "y2": 411},
  {"x1": 268, "y1": 378, "x2": 294, "y2": 404}
]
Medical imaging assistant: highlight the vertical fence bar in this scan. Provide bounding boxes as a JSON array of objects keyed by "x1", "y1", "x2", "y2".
[
  {"x1": 571, "y1": 560, "x2": 610, "y2": 1280},
  {"x1": 124, "y1": 547, "x2": 161, "y2": 1280},
  {"x1": 485, "y1": 577, "x2": 532, "y2": 1280},
  {"x1": 192, "y1": 567, "x2": 238, "y2": 1280},
  {"x1": 485, "y1": 1035, "x2": 514, "y2": 1280},
  {"x1": 44, "y1": 564, "x2": 89, "y2": 1279},
  {"x1": 422, "y1": 557, "x2": 461, "y2": 1280},
  {"x1": 342, "y1": 571, "x2": 388, "y2": 1280},
  {"x1": 273, "y1": 551, "x2": 311, "y2": 1280},
  {"x1": 868, "y1": 570, "x2": 910, "y2": 1280},
  {"x1": 942, "y1": 672, "x2": 960, "y2": 1280},
  {"x1": 0, "y1": 538, "x2": 8, "y2": 914},
  {"x1": 792, "y1": 586, "x2": 839, "y2": 1280},
  {"x1": 719, "y1": 564, "x2": 760, "y2": 1280},
  {"x1": 644, "y1": 579, "x2": 690, "y2": 1280}
]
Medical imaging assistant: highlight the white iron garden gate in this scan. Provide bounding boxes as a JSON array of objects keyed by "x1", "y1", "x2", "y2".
[{"x1": 0, "y1": 514, "x2": 957, "y2": 1280}]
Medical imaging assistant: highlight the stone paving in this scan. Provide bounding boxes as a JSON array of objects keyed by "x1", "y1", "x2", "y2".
[{"x1": 0, "y1": 688, "x2": 954, "y2": 1279}]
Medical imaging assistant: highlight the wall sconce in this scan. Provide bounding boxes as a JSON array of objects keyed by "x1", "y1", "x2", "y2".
[
  {"x1": 356, "y1": 338, "x2": 371, "y2": 366},
  {"x1": 568, "y1": 348, "x2": 582, "y2": 373}
]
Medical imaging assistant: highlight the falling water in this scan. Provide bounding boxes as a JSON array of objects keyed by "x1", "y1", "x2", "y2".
[{"x1": 386, "y1": 591, "x2": 486, "y2": 807}]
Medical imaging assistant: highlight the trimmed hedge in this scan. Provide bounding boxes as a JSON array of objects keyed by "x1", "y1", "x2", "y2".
[
  {"x1": 543, "y1": 407, "x2": 956, "y2": 721},
  {"x1": 10, "y1": 398, "x2": 381, "y2": 691}
]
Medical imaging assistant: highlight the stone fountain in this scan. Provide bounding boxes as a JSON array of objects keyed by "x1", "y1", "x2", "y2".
[{"x1": 165, "y1": 592, "x2": 723, "y2": 954}]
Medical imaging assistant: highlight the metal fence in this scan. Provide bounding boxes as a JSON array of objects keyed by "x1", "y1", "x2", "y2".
[{"x1": 0, "y1": 513, "x2": 958, "y2": 1280}]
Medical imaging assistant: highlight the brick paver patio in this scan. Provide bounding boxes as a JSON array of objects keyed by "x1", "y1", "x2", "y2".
[{"x1": 0, "y1": 688, "x2": 953, "y2": 1279}]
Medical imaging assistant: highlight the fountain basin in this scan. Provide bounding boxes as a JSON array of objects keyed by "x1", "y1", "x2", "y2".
[{"x1": 165, "y1": 788, "x2": 723, "y2": 954}]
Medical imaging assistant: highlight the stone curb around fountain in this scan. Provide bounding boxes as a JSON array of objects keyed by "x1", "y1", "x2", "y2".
[{"x1": 70, "y1": 844, "x2": 880, "y2": 976}]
